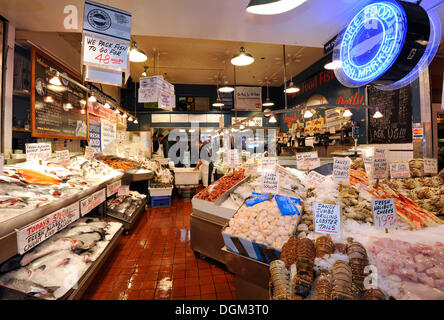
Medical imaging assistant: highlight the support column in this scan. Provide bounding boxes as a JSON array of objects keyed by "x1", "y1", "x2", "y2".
[
  {"x1": 2, "y1": 22, "x2": 14, "y2": 157},
  {"x1": 418, "y1": 67, "x2": 432, "y2": 158}
]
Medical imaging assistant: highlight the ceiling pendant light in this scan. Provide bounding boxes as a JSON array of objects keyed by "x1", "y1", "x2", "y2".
[
  {"x1": 88, "y1": 95, "x2": 97, "y2": 103},
  {"x1": 304, "y1": 109, "x2": 314, "y2": 119},
  {"x1": 212, "y1": 98, "x2": 224, "y2": 107},
  {"x1": 263, "y1": 81, "x2": 274, "y2": 107},
  {"x1": 343, "y1": 108, "x2": 353, "y2": 117},
  {"x1": 129, "y1": 41, "x2": 148, "y2": 63},
  {"x1": 128, "y1": 116, "x2": 133, "y2": 122},
  {"x1": 44, "y1": 95, "x2": 54, "y2": 103},
  {"x1": 104, "y1": 102, "x2": 111, "y2": 109},
  {"x1": 123, "y1": 113, "x2": 128, "y2": 119},
  {"x1": 240, "y1": 124, "x2": 245, "y2": 130},
  {"x1": 246, "y1": 0, "x2": 307, "y2": 15},
  {"x1": 219, "y1": 81, "x2": 235, "y2": 93},
  {"x1": 49, "y1": 75, "x2": 62, "y2": 86},
  {"x1": 373, "y1": 108, "x2": 383, "y2": 119},
  {"x1": 284, "y1": 81, "x2": 300, "y2": 94},
  {"x1": 269, "y1": 115, "x2": 277, "y2": 123},
  {"x1": 141, "y1": 66, "x2": 148, "y2": 77},
  {"x1": 324, "y1": 60, "x2": 342, "y2": 70},
  {"x1": 231, "y1": 46, "x2": 254, "y2": 66},
  {"x1": 114, "y1": 108, "x2": 120, "y2": 114},
  {"x1": 134, "y1": 119, "x2": 138, "y2": 124}
]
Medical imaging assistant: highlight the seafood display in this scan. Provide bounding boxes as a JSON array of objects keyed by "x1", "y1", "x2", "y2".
[
  {"x1": 269, "y1": 260, "x2": 291, "y2": 300},
  {"x1": 312, "y1": 273, "x2": 332, "y2": 300},
  {"x1": 331, "y1": 260, "x2": 354, "y2": 300},
  {"x1": 96, "y1": 156, "x2": 139, "y2": 171},
  {"x1": 0, "y1": 218, "x2": 122, "y2": 299},
  {"x1": 346, "y1": 240, "x2": 369, "y2": 294},
  {"x1": 107, "y1": 191, "x2": 146, "y2": 221},
  {"x1": 292, "y1": 238, "x2": 316, "y2": 298},
  {"x1": 224, "y1": 199, "x2": 300, "y2": 251},
  {"x1": 196, "y1": 168, "x2": 246, "y2": 202}
]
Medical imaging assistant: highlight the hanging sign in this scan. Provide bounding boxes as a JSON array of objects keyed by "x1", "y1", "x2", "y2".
[
  {"x1": 26, "y1": 143, "x2": 52, "y2": 162},
  {"x1": 390, "y1": 162, "x2": 411, "y2": 179},
  {"x1": 313, "y1": 203, "x2": 341, "y2": 235},
  {"x1": 118, "y1": 185, "x2": 130, "y2": 196},
  {"x1": 106, "y1": 179, "x2": 121, "y2": 197},
  {"x1": 262, "y1": 172, "x2": 279, "y2": 194},
  {"x1": 83, "y1": 1, "x2": 132, "y2": 43},
  {"x1": 88, "y1": 115, "x2": 102, "y2": 154},
  {"x1": 234, "y1": 87, "x2": 262, "y2": 111},
  {"x1": 306, "y1": 171, "x2": 326, "y2": 188},
  {"x1": 372, "y1": 149, "x2": 388, "y2": 180},
  {"x1": 83, "y1": 35, "x2": 128, "y2": 71},
  {"x1": 372, "y1": 199, "x2": 397, "y2": 229},
  {"x1": 80, "y1": 188, "x2": 106, "y2": 216},
  {"x1": 424, "y1": 158, "x2": 438, "y2": 175},
  {"x1": 101, "y1": 118, "x2": 116, "y2": 153},
  {"x1": 16, "y1": 202, "x2": 80, "y2": 255},
  {"x1": 332, "y1": 157, "x2": 351, "y2": 182},
  {"x1": 56, "y1": 150, "x2": 70, "y2": 164},
  {"x1": 296, "y1": 151, "x2": 320, "y2": 170}
]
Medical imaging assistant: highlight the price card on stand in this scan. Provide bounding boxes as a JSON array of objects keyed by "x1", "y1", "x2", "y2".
[
  {"x1": 118, "y1": 185, "x2": 130, "y2": 196},
  {"x1": 262, "y1": 172, "x2": 280, "y2": 194},
  {"x1": 26, "y1": 143, "x2": 52, "y2": 162},
  {"x1": 80, "y1": 189, "x2": 106, "y2": 216},
  {"x1": 245, "y1": 162, "x2": 258, "y2": 176},
  {"x1": 313, "y1": 203, "x2": 341, "y2": 236},
  {"x1": 332, "y1": 157, "x2": 351, "y2": 183},
  {"x1": 296, "y1": 151, "x2": 320, "y2": 170},
  {"x1": 372, "y1": 199, "x2": 397, "y2": 229},
  {"x1": 228, "y1": 150, "x2": 241, "y2": 168},
  {"x1": 85, "y1": 146, "x2": 95, "y2": 159},
  {"x1": 56, "y1": 150, "x2": 70, "y2": 164},
  {"x1": 424, "y1": 158, "x2": 438, "y2": 175},
  {"x1": 261, "y1": 157, "x2": 277, "y2": 173},
  {"x1": 372, "y1": 149, "x2": 388, "y2": 180},
  {"x1": 107, "y1": 180, "x2": 121, "y2": 197},
  {"x1": 390, "y1": 162, "x2": 411, "y2": 179},
  {"x1": 306, "y1": 171, "x2": 327, "y2": 188}
]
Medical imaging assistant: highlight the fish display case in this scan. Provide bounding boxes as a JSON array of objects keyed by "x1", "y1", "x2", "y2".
[{"x1": 105, "y1": 192, "x2": 147, "y2": 234}]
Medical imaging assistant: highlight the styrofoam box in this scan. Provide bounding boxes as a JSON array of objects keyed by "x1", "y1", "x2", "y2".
[
  {"x1": 174, "y1": 168, "x2": 200, "y2": 185},
  {"x1": 149, "y1": 187, "x2": 173, "y2": 197}
]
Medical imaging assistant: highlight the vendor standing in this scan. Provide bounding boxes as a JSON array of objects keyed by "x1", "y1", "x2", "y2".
[{"x1": 153, "y1": 131, "x2": 169, "y2": 158}]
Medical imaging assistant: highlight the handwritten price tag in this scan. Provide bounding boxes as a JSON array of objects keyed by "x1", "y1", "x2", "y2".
[
  {"x1": 296, "y1": 151, "x2": 320, "y2": 170},
  {"x1": 306, "y1": 171, "x2": 326, "y2": 188},
  {"x1": 332, "y1": 157, "x2": 351, "y2": 182},
  {"x1": 227, "y1": 150, "x2": 241, "y2": 168},
  {"x1": 245, "y1": 162, "x2": 258, "y2": 176},
  {"x1": 372, "y1": 199, "x2": 397, "y2": 229},
  {"x1": 85, "y1": 146, "x2": 95, "y2": 159},
  {"x1": 372, "y1": 149, "x2": 388, "y2": 180},
  {"x1": 83, "y1": 35, "x2": 128, "y2": 71},
  {"x1": 26, "y1": 143, "x2": 52, "y2": 162},
  {"x1": 118, "y1": 185, "x2": 130, "y2": 196},
  {"x1": 56, "y1": 150, "x2": 70, "y2": 164},
  {"x1": 261, "y1": 157, "x2": 277, "y2": 173},
  {"x1": 262, "y1": 172, "x2": 280, "y2": 194},
  {"x1": 390, "y1": 162, "x2": 410, "y2": 179},
  {"x1": 424, "y1": 158, "x2": 438, "y2": 175},
  {"x1": 314, "y1": 203, "x2": 341, "y2": 235}
]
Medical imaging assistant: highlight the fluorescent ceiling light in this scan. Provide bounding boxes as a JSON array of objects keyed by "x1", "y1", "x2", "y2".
[
  {"x1": 129, "y1": 41, "x2": 148, "y2": 63},
  {"x1": 373, "y1": 109, "x2": 383, "y2": 119},
  {"x1": 262, "y1": 98, "x2": 275, "y2": 107},
  {"x1": 231, "y1": 47, "x2": 254, "y2": 66},
  {"x1": 219, "y1": 85, "x2": 235, "y2": 93},
  {"x1": 343, "y1": 109, "x2": 353, "y2": 117},
  {"x1": 49, "y1": 75, "x2": 62, "y2": 86},
  {"x1": 304, "y1": 109, "x2": 313, "y2": 119},
  {"x1": 324, "y1": 60, "x2": 342, "y2": 70},
  {"x1": 246, "y1": 0, "x2": 306, "y2": 15},
  {"x1": 284, "y1": 81, "x2": 300, "y2": 93}
]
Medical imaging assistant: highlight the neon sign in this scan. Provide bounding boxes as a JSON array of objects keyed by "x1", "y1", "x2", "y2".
[{"x1": 333, "y1": 0, "x2": 441, "y2": 91}]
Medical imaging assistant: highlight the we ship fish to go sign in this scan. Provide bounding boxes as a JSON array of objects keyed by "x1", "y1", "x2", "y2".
[
  {"x1": 80, "y1": 188, "x2": 106, "y2": 216},
  {"x1": 372, "y1": 199, "x2": 397, "y2": 229},
  {"x1": 332, "y1": 157, "x2": 351, "y2": 182},
  {"x1": 17, "y1": 202, "x2": 80, "y2": 254},
  {"x1": 106, "y1": 180, "x2": 121, "y2": 197},
  {"x1": 313, "y1": 203, "x2": 341, "y2": 235}
]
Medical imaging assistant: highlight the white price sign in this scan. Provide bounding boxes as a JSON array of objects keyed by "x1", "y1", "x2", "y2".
[
  {"x1": 26, "y1": 143, "x2": 52, "y2": 162},
  {"x1": 56, "y1": 150, "x2": 70, "y2": 164},
  {"x1": 372, "y1": 199, "x2": 397, "y2": 229},
  {"x1": 118, "y1": 185, "x2": 130, "y2": 196},
  {"x1": 313, "y1": 203, "x2": 341, "y2": 235},
  {"x1": 106, "y1": 180, "x2": 121, "y2": 197},
  {"x1": 424, "y1": 158, "x2": 438, "y2": 175},
  {"x1": 261, "y1": 157, "x2": 277, "y2": 172},
  {"x1": 80, "y1": 189, "x2": 106, "y2": 216},
  {"x1": 85, "y1": 146, "x2": 95, "y2": 159},
  {"x1": 332, "y1": 157, "x2": 351, "y2": 183},
  {"x1": 306, "y1": 171, "x2": 326, "y2": 188},
  {"x1": 390, "y1": 162, "x2": 411, "y2": 179},
  {"x1": 16, "y1": 202, "x2": 80, "y2": 255},
  {"x1": 372, "y1": 149, "x2": 388, "y2": 180},
  {"x1": 245, "y1": 162, "x2": 258, "y2": 176},
  {"x1": 83, "y1": 35, "x2": 128, "y2": 71},
  {"x1": 296, "y1": 151, "x2": 320, "y2": 170},
  {"x1": 262, "y1": 172, "x2": 280, "y2": 194},
  {"x1": 228, "y1": 150, "x2": 241, "y2": 168}
]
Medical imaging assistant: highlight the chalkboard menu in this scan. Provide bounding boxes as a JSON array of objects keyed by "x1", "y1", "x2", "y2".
[
  {"x1": 367, "y1": 85, "x2": 412, "y2": 144},
  {"x1": 31, "y1": 48, "x2": 88, "y2": 140}
]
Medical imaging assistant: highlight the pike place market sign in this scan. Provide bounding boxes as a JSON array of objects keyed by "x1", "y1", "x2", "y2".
[{"x1": 333, "y1": 0, "x2": 441, "y2": 90}]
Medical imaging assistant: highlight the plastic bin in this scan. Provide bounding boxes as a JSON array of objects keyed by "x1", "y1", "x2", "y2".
[
  {"x1": 174, "y1": 168, "x2": 200, "y2": 185},
  {"x1": 148, "y1": 187, "x2": 173, "y2": 197},
  {"x1": 151, "y1": 196, "x2": 172, "y2": 208}
]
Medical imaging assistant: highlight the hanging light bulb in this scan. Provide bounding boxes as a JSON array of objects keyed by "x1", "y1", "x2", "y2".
[
  {"x1": 129, "y1": 41, "x2": 148, "y2": 63},
  {"x1": 141, "y1": 66, "x2": 148, "y2": 77},
  {"x1": 123, "y1": 113, "x2": 128, "y2": 118},
  {"x1": 324, "y1": 60, "x2": 342, "y2": 70},
  {"x1": 284, "y1": 81, "x2": 300, "y2": 93},
  {"x1": 88, "y1": 95, "x2": 97, "y2": 103},
  {"x1": 231, "y1": 46, "x2": 254, "y2": 66},
  {"x1": 249, "y1": 120, "x2": 256, "y2": 127},
  {"x1": 246, "y1": 0, "x2": 307, "y2": 15},
  {"x1": 80, "y1": 99, "x2": 86, "y2": 106},
  {"x1": 304, "y1": 109, "x2": 314, "y2": 119},
  {"x1": 343, "y1": 108, "x2": 353, "y2": 117},
  {"x1": 104, "y1": 102, "x2": 111, "y2": 109},
  {"x1": 44, "y1": 95, "x2": 54, "y2": 103},
  {"x1": 80, "y1": 109, "x2": 86, "y2": 114},
  {"x1": 240, "y1": 124, "x2": 245, "y2": 130},
  {"x1": 219, "y1": 85, "x2": 235, "y2": 93},
  {"x1": 269, "y1": 115, "x2": 277, "y2": 123},
  {"x1": 114, "y1": 108, "x2": 120, "y2": 114},
  {"x1": 263, "y1": 97, "x2": 275, "y2": 107},
  {"x1": 134, "y1": 119, "x2": 139, "y2": 124},
  {"x1": 263, "y1": 108, "x2": 272, "y2": 117},
  {"x1": 373, "y1": 108, "x2": 383, "y2": 119},
  {"x1": 212, "y1": 99, "x2": 224, "y2": 107},
  {"x1": 128, "y1": 116, "x2": 133, "y2": 122},
  {"x1": 49, "y1": 74, "x2": 62, "y2": 86}
]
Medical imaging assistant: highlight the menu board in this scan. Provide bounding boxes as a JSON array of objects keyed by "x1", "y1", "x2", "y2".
[
  {"x1": 31, "y1": 48, "x2": 88, "y2": 140},
  {"x1": 367, "y1": 85, "x2": 412, "y2": 144}
]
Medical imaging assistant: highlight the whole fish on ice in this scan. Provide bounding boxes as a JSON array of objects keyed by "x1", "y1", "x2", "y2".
[
  {"x1": 0, "y1": 278, "x2": 59, "y2": 299},
  {"x1": 26, "y1": 250, "x2": 72, "y2": 279}
]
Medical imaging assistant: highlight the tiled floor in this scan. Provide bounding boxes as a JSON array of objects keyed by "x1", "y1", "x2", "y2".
[{"x1": 81, "y1": 198, "x2": 236, "y2": 300}]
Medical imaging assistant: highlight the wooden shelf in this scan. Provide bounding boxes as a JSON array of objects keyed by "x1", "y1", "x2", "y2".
[{"x1": 12, "y1": 128, "x2": 31, "y2": 133}]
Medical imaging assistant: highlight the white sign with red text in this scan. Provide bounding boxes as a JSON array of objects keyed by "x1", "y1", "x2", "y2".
[
  {"x1": 372, "y1": 199, "x2": 397, "y2": 229},
  {"x1": 314, "y1": 203, "x2": 341, "y2": 236},
  {"x1": 296, "y1": 151, "x2": 320, "y2": 170},
  {"x1": 56, "y1": 150, "x2": 70, "y2": 164},
  {"x1": 424, "y1": 158, "x2": 438, "y2": 175},
  {"x1": 118, "y1": 185, "x2": 130, "y2": 196},
  {"x1": 26, "y1": 143, "x2": 52, "y2": 162},
  {"x1": 83, "y1": 35, "x2": 128, "y2": 71},
  {"x1": 106, "y1": 180, "x2": 121, "y2": 197},
  {"x1": 80, "y1": 188, "x2": 106, "y2": 216},
  {"x1": 390, "y1": 162, "x2": 411, "y2": 179}
]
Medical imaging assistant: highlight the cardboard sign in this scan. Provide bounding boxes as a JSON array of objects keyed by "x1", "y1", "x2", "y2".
[
  {"x1": 16, "y1": 202, "x2": 80, "y2": 254},
  {"x1": 390, "y1": 162, "x2": 411, "y2": 179},
  {"x1": 262, "y1": 157, "x2": 277, "y2": 172},
  {"x1": 26, "y1": 143, "x2": 52, "y2": 162},
  {"x1": 424, "y1": 158, "x2": 438, "y2": 175},
  {"x1": 118, "y1": 185, "x2": 130, "y2": 196},
  {"x1": 85, "y1": 146, "x2": 95, "y2": 159},
  {"x1": 332, "y1": 157, "x2": 351, "y2": 182},
  {"x1": 296, "y1": 151, "x2": 320, "y2": 170},
  {"x1": 372, "y1": 149, "x2": 388, "y2": 180},
  {"x1": 306, "y1": 171, "x2": 327, "y2": 188},
  {"x1": 80, "y1": 188, "x2": 106, "y2": 216},
  {"x1": 245, "y1": 162, "x2": 258, "y2": 176},
  {"x1": 313, "y1": 203, "x2": 341, "y2": 235},
  {"x1": 106, "y1": 180, "x2": 121, "y2": 197},
  {"x1": 56, "y1": 150, "x2": 70, "y2": 164},
  {"x1": 83, "y1": 35, "x2": 128, "y2": 71},
  {"x1": 262, "y1": 172, "x2": 280, "y2": 194},
  {"x1": 372, "y1": 199, "x2": 397, "y2": 229}
]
